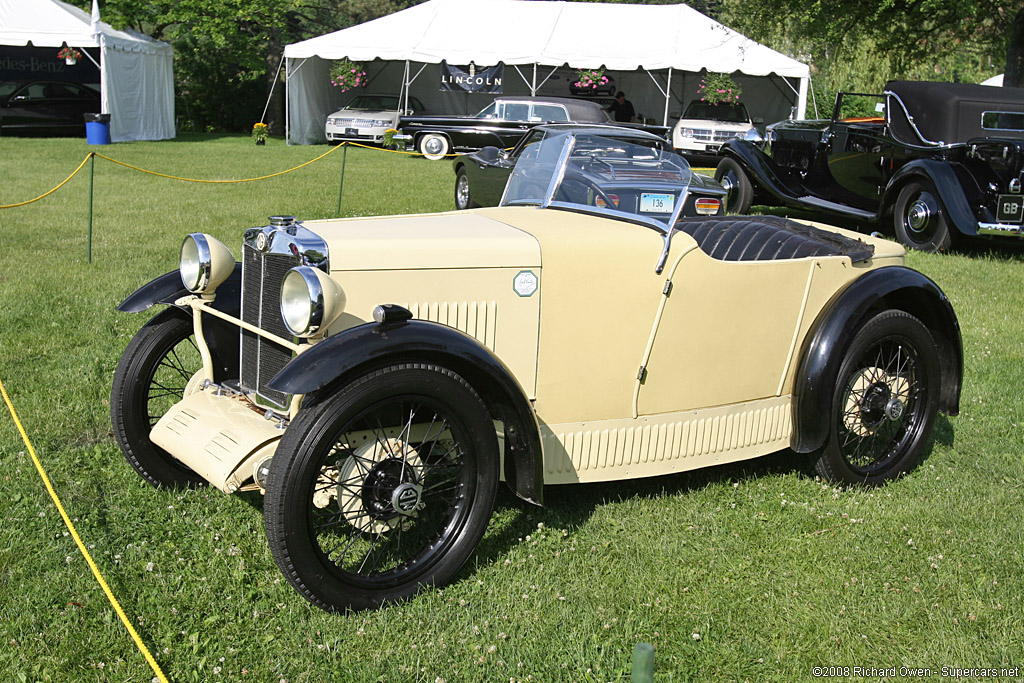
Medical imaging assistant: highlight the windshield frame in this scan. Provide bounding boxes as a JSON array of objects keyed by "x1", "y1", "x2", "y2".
[{"x1": 499, "y1": 131, "x2": 693, "y2": 237}]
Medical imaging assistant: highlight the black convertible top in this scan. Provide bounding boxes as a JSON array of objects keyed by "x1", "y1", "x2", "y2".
[
  {"x1": 677, "y1": 215, "x2": 875, "y2": 263},
  {"x1": 886, "y1": 80, "x2": 1024, "y2": 144}
]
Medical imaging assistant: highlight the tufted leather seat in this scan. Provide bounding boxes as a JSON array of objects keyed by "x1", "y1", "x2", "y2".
[{"x1": 676, "y1": 215, "x2": 875, "y2": 263}]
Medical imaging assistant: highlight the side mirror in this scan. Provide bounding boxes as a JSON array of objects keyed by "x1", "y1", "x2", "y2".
[{"x1": 477, "y1": 146, "x2": 501, "y2": 162}]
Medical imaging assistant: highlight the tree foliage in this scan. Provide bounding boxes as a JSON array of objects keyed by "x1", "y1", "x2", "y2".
[{"x1": 69, "y1": 0, "x2": 424, "y2": 133}]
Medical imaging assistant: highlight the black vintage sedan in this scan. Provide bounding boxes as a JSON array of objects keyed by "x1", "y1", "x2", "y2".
[
  {"x1": 453, "y1": 124, "x2": 727, "y2": 216},
  {"x1": 715, "y1": 80, "x2": 1024, "y2": 251},
  {"x1": 0, "y1": 80, "x2": 100, "y2": 137},
  {"x1": 398, "y1": 96, "x2": 668, "y2": 160}
]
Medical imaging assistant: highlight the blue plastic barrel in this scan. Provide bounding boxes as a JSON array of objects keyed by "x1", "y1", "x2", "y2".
[{"x1": 84, "y1": 113, "x2": 111, "y2": 145}]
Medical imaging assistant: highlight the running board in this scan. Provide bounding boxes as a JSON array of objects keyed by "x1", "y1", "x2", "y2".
[{"x1": 796, "y1": 195, "x2": 877, "y2": 220}]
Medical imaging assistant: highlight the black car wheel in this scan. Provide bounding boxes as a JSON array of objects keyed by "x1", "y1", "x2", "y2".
[
  {"x1": 418, "y1": 133, "x2": 450, "y2": 161},
  {"x1": 714, "y1": 157, "x2": 752, "y2": 214},
  {"x1": 814, "y1": 311, "x2": 940, "y2": 486},
  {"x1": 264, "y1": 363, "x2": 499, "y2": 611},
  {"x1": 454, "y1": 167, "x2": 478, "y2": 210},
  {"x1": 110, "y1": 308, "x2": 209, "y2": 488},
  {"x1": 894, "y1": 180, "x2": 954, "y2": 252}
]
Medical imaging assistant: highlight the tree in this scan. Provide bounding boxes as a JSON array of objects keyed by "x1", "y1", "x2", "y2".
[{"x1": 69, "y1": 0, "x2": 425, "y2": 134}]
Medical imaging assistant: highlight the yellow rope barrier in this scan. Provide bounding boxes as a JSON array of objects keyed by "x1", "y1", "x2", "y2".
[
  {"x1": 0, "y1": 376, "x2": 170, "y2": 683},
  {"x1": 0, "y1": 139, "x2": 472, "y2": 210},
  {"x1": 0, "y1": 154, "x2": 94, "y2": 209},
  {"x1": 92, "y1": 142, "x2": 343, "y2": 183}
]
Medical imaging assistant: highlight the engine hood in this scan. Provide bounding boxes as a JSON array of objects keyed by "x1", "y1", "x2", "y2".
[{"x1": 303, "y1": 212, "x2": 542, "y2": 272}]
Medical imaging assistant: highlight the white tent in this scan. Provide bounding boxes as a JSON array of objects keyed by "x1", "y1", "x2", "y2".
[
  {"x1": 284, "y1": 0, "x2": 810, "y2": 144},
  {"x1": 0, "y1": 0, "x2": 175, "y2": 141}
]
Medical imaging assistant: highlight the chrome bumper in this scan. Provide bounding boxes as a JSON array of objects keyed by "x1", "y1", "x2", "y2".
[{"x1": 978, "y1": 222, "x2": 1024, "y2": 237}]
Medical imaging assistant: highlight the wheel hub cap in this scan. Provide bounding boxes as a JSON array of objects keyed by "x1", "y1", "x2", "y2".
[
  {"x1": 907, "y1": 200, "x2": 931, "y2": 233},
  {"x1": 884, "y1": 397, "x2": 905, "y2": 421},
  {"x1": 391, "y1": 482, "x2": 423, "y2": 516},
  {"x1": 425, "y1": 138, "x2": 442, "y2": 154}
]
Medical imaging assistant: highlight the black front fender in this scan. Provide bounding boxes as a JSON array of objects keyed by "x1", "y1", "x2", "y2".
[
  {"x1": 117, "y1": 264, "x2": 243, "y2": 384},
  {"x1": 268, "y1": 319, "x2": 544, "y2": 505},
  {"x1": 792, "y1": 266, "x2": 962, "y2": 453},
  {"x1": 117, "y1": 263, "x2": 243, "y2": 317},
  {"x1": 720, "y1": 139, "x2": 807, "y2": 205},
  {"x1": 884, "y1": 159, "x2": 979, "y2": 237}
]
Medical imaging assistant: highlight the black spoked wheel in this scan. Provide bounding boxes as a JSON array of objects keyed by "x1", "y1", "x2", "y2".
[
  {"x1": 264, "y1": 363, "x2": 499, "y2": 611},
  {"x1": 110, "y1": 308, "x2": 208, "y2": 488},
  {"x1": 815, "y1": 311, "x2": 940, "y2": 485},
  {"x1": 893, "y1": 180, "x2": 954, "y2": 252},
  {"x1": 454, "y1": 167, "x2": 477, "y2": 209},
  {"x1": 714, "y1": 157, "x2": 752, "y2": 214}
]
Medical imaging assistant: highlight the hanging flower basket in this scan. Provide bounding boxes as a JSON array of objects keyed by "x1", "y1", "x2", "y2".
[
  {"x1": 58, "y1": 46, "x2": 82, "y2": 66},
  {"x1": 573, "y1": 68, "x2": 609, "y2": 91},
  {"x1": 252, "y1": 122, "x2": 268, "y2": 145},
  {"x1": 329, "y1": 60, "x2": 367, "y2": 92},
  {"x1": 698, "y1": 72, "x2": 742, "y2": 105}
]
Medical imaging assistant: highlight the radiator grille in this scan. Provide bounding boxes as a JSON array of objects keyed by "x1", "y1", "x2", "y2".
[{"x1": 240, "y1": 244, "x2": 295, "y2": 407}]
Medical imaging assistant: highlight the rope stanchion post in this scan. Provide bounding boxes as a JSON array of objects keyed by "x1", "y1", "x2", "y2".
[
  {"x1": 87, "y1": 153, "x2": 95, "y2": 264},
  {"x1": 336, "y1": 143, "x2": 348, "y2": 216}
]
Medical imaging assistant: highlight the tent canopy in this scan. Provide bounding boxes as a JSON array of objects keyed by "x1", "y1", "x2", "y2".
[
  {"x1": 284, "y1": 0, "x2": 809, "y2": 145},
  {"x1": 285, "y1": 0, "x2": 809, "y2": 77},
  {"x1": 0, "y1": 0, "x2": 175, "y2": 141}
]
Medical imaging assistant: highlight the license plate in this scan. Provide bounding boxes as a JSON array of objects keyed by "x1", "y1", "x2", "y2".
[
  {"x1": 996, "y1": 194, "x2": 1023, "y2": 223},
  {"x1": 705, "y1": 144, "x2": 720, "y2": 153},
  {"x1": 640, "y1": 192, "x2": 674, "y2": 213},
  {"x1": 345, "y1": 127, "x2": 359, "y2": 136}
]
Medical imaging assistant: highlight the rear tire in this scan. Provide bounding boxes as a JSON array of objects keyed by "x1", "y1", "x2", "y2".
[
  {"x1": 813, "y1": 311, "x2": 940, "y2": 486},
  {"x1": 714, "y1": 157, "x2": 753, "y2": 214},
  {"x1": 264, "y1": 363, "x2": 499, "y2": 611},
  {"x1": 893, "y1": 180, "x2": 954, "y2": 252}
]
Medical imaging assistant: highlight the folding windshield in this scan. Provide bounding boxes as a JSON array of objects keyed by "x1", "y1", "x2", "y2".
[{"x1": 500, "y1": 132, "x2": 693, "y2": 233}]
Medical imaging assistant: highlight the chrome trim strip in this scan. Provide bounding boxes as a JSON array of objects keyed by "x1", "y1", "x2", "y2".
[{"x1": 977, "y1": 222, "x2": 1024, "y2": 236}]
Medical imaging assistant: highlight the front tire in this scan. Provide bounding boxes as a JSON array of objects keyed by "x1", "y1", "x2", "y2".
[
  {"x1": 454, "y1": 167, "x2": 477, "y2": 209},
  {"x1": 418, "y1": 133, "x2": 450, "y2": 161},
  {"x1": 714, "y1": 157, "x2": 753, "y2": 214},
  {"x1": 110, "y1": 308, "x2": 208, "y2": 488},
  {"x1": 893, "y1": 180, "x2": 954, "y2": 252},
  {"x1": 814, "y1": 311, "x2": 940, "y2": 486},
  {"x1": 264, "y1": 363, "x2": 499, "y2": 611}
]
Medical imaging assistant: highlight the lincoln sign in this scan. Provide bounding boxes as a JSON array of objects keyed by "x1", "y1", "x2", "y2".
[{"x1": 440, "y1": 61, "x2": 504, "y2": 93}]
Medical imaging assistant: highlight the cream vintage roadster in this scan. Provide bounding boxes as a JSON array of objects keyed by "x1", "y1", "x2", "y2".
[{"x1": 111, "y1": 131, "x2": 962, "y2": 612}]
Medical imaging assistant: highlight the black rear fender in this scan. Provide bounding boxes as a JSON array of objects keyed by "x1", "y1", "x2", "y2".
[
  {"x1": 884, "y1": 160, "x2": 978, "y2": 237},
  {"x1": 792, "y1": 266, "x2": 962, "y2": 453}
]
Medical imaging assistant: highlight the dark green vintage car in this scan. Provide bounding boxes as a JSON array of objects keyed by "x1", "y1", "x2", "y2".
[{"x1": 453, "y1": 124, "x2": 727, "y2": 214}]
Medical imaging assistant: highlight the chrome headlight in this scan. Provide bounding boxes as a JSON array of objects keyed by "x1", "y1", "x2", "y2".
[
  {"x1": 180, "y1": 233, "x2": 235, "y2": 294},
  {"x1": 280, "y1": 266, "x2": 346, "y2": 337}
]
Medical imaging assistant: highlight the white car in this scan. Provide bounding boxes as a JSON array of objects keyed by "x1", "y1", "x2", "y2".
[
  {"x1": 325, "y1": 94, "x2": 425, "y2": 144},
  {"x1": 672, "y1": 100, "x2": 759, "y2": 155}
]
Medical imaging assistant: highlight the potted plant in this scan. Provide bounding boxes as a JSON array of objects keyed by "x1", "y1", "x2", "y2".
[
  {"x1": 58, "y1": 46, "x2": 82, "y2": 66},
  {"x1": 573, "y1": 68, "x2": 609, "y2": 91},
  {"x1": 252, "y1": 122, "x2": 268, "y2": 145},
  {"x1": 698, "y1": 72, "x2": 742, "y2": 105},
  {"x1": 329, "y1": 60, "x2": 367, "y2": 92}
]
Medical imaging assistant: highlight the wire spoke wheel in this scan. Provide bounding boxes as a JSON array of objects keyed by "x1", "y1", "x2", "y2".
[
  {"x1": 110, "y1": 308, "x2": 208, "y2": 488},
  {"x1": 265, "y1": 364, "x2": 498, "y2": 611},
  {"x1": 815, "y1": 311, "x2": 940, "y2": 485}
]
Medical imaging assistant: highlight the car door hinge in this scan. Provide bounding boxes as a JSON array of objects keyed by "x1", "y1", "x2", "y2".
[
  {"x1": 663, "y1": 280, "x2": 673, "y2": 296},
  {"x1": 637, "y1": 365, "x2": 647, "y2": 381}
]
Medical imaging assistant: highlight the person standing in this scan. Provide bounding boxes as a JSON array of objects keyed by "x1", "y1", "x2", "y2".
[{"x1": 607, "y1": 91, "x2": 636, "y2": 123}]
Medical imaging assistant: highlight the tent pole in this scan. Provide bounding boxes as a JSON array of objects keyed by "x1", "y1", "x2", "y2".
[
  {"x1": 532, "y1": 64, "x2": 537, "y2": 96},
  {"x1": 663, "y1": 67, "x2": 672, "y2": 127},
  {"x1": 285, "y1": 58, "x2": 290, "y2": 144}
]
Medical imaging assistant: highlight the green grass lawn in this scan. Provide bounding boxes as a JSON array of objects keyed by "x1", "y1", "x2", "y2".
[{"x1": 1, "y1": 134, "x2": 1023, "y2": 682}]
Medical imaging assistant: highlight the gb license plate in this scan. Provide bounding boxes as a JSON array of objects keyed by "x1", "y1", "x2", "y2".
[
  {"x1": 996, "y1": 194, "x2": 1023, "y2": 223},
  {"x1": 345, "y1": 127, "x2": 359, "y2": 136},
  {"x1": 640, "y1": 192, "x2": 674, "y2": 213}
]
